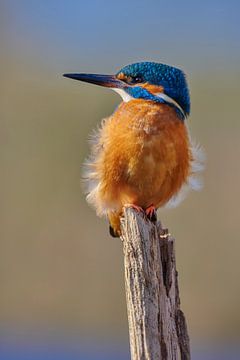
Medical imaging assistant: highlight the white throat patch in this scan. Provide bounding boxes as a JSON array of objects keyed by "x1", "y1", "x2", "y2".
[{"x1": 113, "y1": 88, "x2": 134, "y2": 102}]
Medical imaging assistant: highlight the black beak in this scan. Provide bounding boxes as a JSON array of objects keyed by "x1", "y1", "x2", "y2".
[{"x1": 63, "y1": 73, "x2": 124, "y2": 88}]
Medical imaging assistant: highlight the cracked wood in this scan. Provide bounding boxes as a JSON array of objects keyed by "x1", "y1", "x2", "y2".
[{"x1": 121, "y1": 208, "x2": 190, "y2": 360}]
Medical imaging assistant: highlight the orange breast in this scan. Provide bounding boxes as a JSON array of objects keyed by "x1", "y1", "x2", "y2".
[{"x1": 86, "y1": 99, "x2": 191, "y2": 216}]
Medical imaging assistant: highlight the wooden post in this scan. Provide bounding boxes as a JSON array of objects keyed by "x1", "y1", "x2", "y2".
[{"x1": 120, "y1": 207, "x2": 190, "y2": 360}]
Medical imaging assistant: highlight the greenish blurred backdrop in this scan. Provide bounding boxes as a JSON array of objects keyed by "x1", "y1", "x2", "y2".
[{"x1": 1, "y1": 0, "x2": 240, "y2": 358}]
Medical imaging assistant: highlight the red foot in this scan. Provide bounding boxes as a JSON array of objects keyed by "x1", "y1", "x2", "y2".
[
  {"x1": 145, "y1": 205, "x2": 157, "y2": 222},
  {"x1": 124, "y1": 204, "x2": 144, "y2": 213}
]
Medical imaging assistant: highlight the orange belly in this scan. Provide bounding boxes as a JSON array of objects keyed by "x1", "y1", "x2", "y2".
[{"x1": 84, "y1": 99, "x2": 192, "y2": 234}]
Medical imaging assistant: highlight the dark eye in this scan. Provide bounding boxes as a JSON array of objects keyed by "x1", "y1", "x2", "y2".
[
  {"x1": 129, "y1": 76, "x2": 143, "y2": 84},
  {"x1": 117, "y1": 73, "x2": 143, "y2": 85}
]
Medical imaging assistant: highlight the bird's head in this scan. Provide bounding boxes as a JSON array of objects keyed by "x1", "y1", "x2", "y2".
[{"x1": 64, "y1": 61, "x2": 190, "y2": 120}]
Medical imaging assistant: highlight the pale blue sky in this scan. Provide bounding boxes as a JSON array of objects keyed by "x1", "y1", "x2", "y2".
[{"x1": 2, "y1": 0, "x2": 240, "y2": 73}]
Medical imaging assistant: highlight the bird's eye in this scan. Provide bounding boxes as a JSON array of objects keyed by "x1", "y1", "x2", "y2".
[
  {"x1": 117, "y1": 72, "x2": 143, "y2": 85},
  {"x1": 128, "y1": 76, "x2": 143, "y2": 84}
]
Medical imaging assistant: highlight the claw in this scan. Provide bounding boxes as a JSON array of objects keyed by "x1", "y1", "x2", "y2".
[
  {"x1": 124, "y1": 204, "x2": 144, "y2": 213},
  {"x1": 145, "y1": 204, "x2": 157, "y2": 222}
]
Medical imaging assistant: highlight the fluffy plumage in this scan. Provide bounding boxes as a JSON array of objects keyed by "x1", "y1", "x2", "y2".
[{"x1": 83, "y1": 99, "x2": 202, "y2": 236}]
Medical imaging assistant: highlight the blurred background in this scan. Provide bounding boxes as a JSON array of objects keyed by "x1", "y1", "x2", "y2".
[{"x1": 1, "y1": 0, "x2": 240, "y2": 359}]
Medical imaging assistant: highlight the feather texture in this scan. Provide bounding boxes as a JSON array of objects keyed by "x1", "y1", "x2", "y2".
[{"x1": 82, "y1": 99, "x2": 203, "y2": 235}]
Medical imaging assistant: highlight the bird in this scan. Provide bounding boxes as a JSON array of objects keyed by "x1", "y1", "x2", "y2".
[{"x1": 63, "y1": 61, "x2": 203, "y2": 237}]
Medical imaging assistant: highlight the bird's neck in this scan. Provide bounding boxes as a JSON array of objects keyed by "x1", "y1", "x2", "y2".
[
  {"x1": 121, "y1": 86, "x2": 186, "y2": 120},
  {"x1": 115, "y1": 99, "x2": 183, "y2": 133}
]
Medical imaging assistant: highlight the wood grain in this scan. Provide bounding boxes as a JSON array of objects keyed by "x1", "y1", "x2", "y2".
[{"x1": 120, "y1": 207, "x2": 190, "y2": 360}]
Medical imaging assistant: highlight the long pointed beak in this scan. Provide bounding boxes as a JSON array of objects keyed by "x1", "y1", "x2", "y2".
[{"x1": 63, "y1": 73, "x2": 124, "y2": 88}]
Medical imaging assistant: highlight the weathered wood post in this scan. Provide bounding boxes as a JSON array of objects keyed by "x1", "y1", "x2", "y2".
[{"x1": 120, "y1": 207, "x2": 190, "y2": 360}]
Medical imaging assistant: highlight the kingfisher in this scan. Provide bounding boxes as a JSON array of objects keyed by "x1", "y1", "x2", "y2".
[{"x1": 64, "y1": 62, "x2": 202, "y2": 237}]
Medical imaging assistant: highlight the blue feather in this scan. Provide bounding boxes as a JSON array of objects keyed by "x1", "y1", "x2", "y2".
[{"x1": 117, "y1": 62, "x2": 190, "y2": 119}]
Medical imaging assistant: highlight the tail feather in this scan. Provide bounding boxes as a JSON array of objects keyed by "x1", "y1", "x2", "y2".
[
  {"x1": 109, "y1": 225, "x2": 119, "y2": 238},
  {"x1": 108, "y1": 211, "x2": 122, "y2": 238}
]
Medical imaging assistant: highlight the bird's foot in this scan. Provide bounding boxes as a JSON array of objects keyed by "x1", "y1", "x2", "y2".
[
  {"x1": 145, "y1": 204, "x2": 157, "y2": 222},
  {"x1": 124, "y1": 204, "x2": 144, "y2": 213}
]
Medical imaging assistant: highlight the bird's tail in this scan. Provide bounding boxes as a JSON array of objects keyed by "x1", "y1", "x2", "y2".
[{"x1": 108, "y1": 211, "x2": 122, "y2": 238}]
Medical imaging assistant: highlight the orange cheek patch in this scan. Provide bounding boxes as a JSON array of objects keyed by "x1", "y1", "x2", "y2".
[
  {"x1": 141, "y1": 83, "x2": 164, "y2": 94},
  {"x1": 117, "y1": 72, "x2": 135, "y2": 83},
  {"x1": 117, "y1": 72, "x2": 126, "y2": 81}
]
